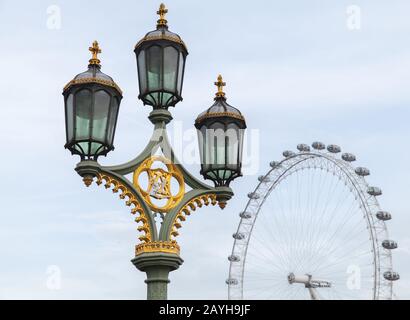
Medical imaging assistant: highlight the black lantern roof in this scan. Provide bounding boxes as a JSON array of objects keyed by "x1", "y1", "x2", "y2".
[
  {"x1": 195, "y1": 75, "x2": 246, "y2": 128},
  {"x1": 64, "y1": 41, "x2": 122, "y2": 96},
  {"x1": 135, "y1": 3, "x2": 188, "y2": 53}
]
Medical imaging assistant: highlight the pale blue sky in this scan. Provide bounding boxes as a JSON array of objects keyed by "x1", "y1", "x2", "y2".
[{"x1": 0, "y1": 0, "x2": 409, "y2": 299}]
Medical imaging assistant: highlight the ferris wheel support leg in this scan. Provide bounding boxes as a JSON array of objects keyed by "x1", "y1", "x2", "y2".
[
  {"x1": 308, "y1": 287, "x2": 320, "y2": 300},
  {"x1": 132, "y1": 252, "x2": 184, "y2": 300}
]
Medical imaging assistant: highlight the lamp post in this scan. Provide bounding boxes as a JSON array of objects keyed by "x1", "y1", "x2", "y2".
[{"x1": 63, "y1": 4, "x2": 246, "y2": 300}]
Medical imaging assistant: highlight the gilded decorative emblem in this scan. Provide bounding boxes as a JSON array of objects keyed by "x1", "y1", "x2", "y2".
[{"x1": 133, "y1": 156, "x2": 185, "y2": 213}]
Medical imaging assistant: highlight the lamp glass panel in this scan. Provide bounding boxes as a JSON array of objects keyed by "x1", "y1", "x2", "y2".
[
  {"x1": 92, "y1": 90, "x2": 110, "y2": 141},
  {"x1": 75, "y1": 89, "x2": 92, "y2": 139},
  {"x1": 163, "y1": 46, "x2": 178, "y2": 92},
  {"x1": 107, "y1": 97, "x2": 119, "y2": 145},
  {"x1": 177, "y1": 52, "x2": 184, "y2": 95},
  {"x1": 226, "y1": 123, "x2": 240, "y2": 167},
  {"x1": 197, "y1": 127, "x2": 206, "y2": 165},
  {"x1": 66, "y1": 94, "x2": 74, "y2": 142},
  {"x1": 205, "y1": 126, "x2": 215, "y2": 166},
  {"x1": 212, "y1": 123, "x2": 226, "y2": 166},
  {"x1": 138, "y1": 50, "x2": 147, "y2": 93},
  {"x1": 238, "y1": 127, "x2": 245, "y2": 166},
  {"x1": 147, "y1": 46, "x2": 162, "y2": 91}
]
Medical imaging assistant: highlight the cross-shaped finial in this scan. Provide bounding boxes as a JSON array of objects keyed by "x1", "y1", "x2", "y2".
[
  {"x1": 157, "y1": 3, "x2": 168, "y2": 27},
  {"x1": 215, "y1": 75, "x2": 226, "y2": 99},
  {"x1": 89, "y1": 40, "x2": 102, "y2": 66}
]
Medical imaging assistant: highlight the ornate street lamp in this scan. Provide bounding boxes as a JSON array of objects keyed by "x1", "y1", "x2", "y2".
[
  {"x1": 134, "y1": 3, "x2": 187, "y2": 109},
  {"x1": 63, "y1": 41, "x2": 122, "y2": 160},
  {"x1": 195, "y1": 75, "x2": 247, "y2": 190},
  {"x1": 63, "y1": 4, "x2": 246, "y2": 300}
]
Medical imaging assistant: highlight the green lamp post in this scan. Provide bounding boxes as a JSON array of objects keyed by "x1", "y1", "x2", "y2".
[{"x1": 63, "y1": 4, "x2": 246, "y2": 300}]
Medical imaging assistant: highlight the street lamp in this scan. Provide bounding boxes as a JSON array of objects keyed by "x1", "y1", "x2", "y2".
[
  {"x1": 195, "y1": 75, "x2": 247, "y2": 191},
  {"x1": 134, "y1": 3, "x2": 187, "y2": 109},
  {"x1": 63, "y1": 41, "x2": 122, "y2": 160},
  {"x1": 63, "y1": 4, "x2": 246, "y2": 300}
]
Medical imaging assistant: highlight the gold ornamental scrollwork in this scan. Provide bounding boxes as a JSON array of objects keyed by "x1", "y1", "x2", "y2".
[
  {"x1": 169, "y1": 194, "x2": 218, "y2": 240},
  {"x1": 133, "y1": 156, "x2": 185, "y2": 214},
  {"x1": 92, "y1": 173, "x2": 152, "y2": 243},
  {"x1": 135, "y1": 241, "x2": 180, "y2": 256}
]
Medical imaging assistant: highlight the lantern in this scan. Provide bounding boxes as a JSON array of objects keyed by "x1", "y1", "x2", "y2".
[
  {"x1": 134, "y1": 4, "x2": 188, "y2": 109},
  {"x1": 63, "y1": 41, "x2": 122, "y2": 160},
  {"x1": 195, "y1": 75, "x2": 247, "y2": 187}
]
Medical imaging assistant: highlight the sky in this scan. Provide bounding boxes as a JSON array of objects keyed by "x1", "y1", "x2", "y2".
[{"x1": 0, "y1": 0, "x2": 409, "y2": 299}]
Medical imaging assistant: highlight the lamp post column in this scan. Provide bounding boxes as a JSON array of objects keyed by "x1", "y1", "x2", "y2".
[{"x1": 132, "y1": 252, "x2": 184, "y2": 300}]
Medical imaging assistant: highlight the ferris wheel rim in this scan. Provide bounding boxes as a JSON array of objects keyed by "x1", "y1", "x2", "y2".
[{"x1": 228, "y1": 146, "x2": 396, "y2": 300}]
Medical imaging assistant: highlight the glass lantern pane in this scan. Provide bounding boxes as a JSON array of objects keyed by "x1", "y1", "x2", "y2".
[
  {"x1": 75, "y1": 89, "x2": 92, "y2": 140},
  {"x1": 205, "y1": 126, "x2": 215, "y2": 166},
  {"x1": 138, "y1": 51, "x2": 147, "y2": 93},
  {"x1": 90, "y1": 142, "x2": 103, "y2": 155},
  {"x1": 197, "y1": 126, "x2": 206, "y2": 164},
  {"x1": 224, "y1": 170, "x2": 234, "y2": 180},
  {"x1": 238, "y1": 128, "x2": 245, "y2": 166},
  {"x1": 76, "y1": 142, "x2": 90, "y2": 155},
  {"x1": 66, "y1": 94, "x2": 74, "y2": 142},
  {"x1": 213, "y1": 123, "x2": 226, "y2": 166},
  {"x1": 226, "y1": 123, "x2": 240, "y2": 166},
  {"x1": 163, "y1": 46, "x2": 178, "y2": 92},
  {"x1": 107, "y1": 97, "x2": 119, "y2": 145},
  {"x1": 147, "y1": 46, "x2": 162, "y2": 91},
  {"x1": 177, "y1": 52, "x2": 184, "y2": 95},
  {"x1": 218, "y1": 170, "x2": 229, "y2": 179},
  {"x1": 92, "y1": 90, "x2": 110, "y2": 142},
  {"x1": 161, "y1": 92, "x2": 173, "y2": 106}
]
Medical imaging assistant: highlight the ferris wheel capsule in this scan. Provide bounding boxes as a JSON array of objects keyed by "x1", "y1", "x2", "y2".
[
  {"x1": 312, "y1": 142, "x2": 326, "y2": 150},
  {"x1": 297, "y1": 144, "x2": 311, "y2": 152},
  {"x1": 327, "y1": 145, "x2": 341, "y2": 153},
  {"x1": 233, "y1": 232, "x2": 246, "y2": 240},
  {"x1": 384, "y1": 271, "x2": 400, "y2": 281},
  {"x1": 283, "y1": 150, "x2": 296, "y2": 158},
  {"x1": 355, "y1": 167, "x2": 370, "y2": 176},
  {"x1": 342, "y1": 153, "x2": 356, "y2": 162},
  {"x1": 258, "y1": 175, "x2": 271, "y2": 182},
  {"x1": 376, "y1": 211, "x2": 392, "y2": 221},
  {"x1": 226, "y1": 278, "x2": 239, "y2": 285},
  {"x1": 270, "y1": 161, "x2": 280, "y2": 168},
  {"x1": 368, "y1": 187, "x2": 382, "y2": 196},
  {"x1": 240, "y1": 212, "x2": 252, "y2": 219},
  {"x1": 248, "y1": 192, "x2": 260, "y2": 200},
  {"x1": 228, "y1": 255, "x2": 241, "y2": 262},
  {"x1": 382, "y1": 240, "x2": 398, "y2": 250}
]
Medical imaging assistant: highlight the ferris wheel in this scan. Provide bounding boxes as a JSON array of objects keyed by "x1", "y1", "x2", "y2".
[{"x1": 227, "y1": 142, "x2": 399, "y2": 300}]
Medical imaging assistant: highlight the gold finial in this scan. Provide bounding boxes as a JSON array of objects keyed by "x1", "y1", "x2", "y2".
[
  {"x1": 214, "y1": 75, "x2": 226, "y2": 99},
  {"x1": 157, "y1": 3, "x2": 168, "y2": 27},
  {"x1": 89, "y1": 40, "x2": 101, "y2": 66}
]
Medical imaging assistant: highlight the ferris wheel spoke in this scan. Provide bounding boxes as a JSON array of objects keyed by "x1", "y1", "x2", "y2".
[
  {"x1": 306, "y1": 198, "x2": 364, "y2": 268},
  {"x1": 306, "y1": 178, "x2": 353, "y2": 258},
  {"x1": 310, "y1": 221, "x2": 371, "y2": 271},
  {"x1": 304, "y1": 170, "x2": 342, "y2": 263}
]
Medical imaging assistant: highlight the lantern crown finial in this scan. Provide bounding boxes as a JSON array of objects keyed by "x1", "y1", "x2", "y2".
[
  {"x1": 157, "y1": 3, "x2": 168, "y2": 28},
  {"x1": 215, "y1": 75, "x2": 226, "y2": 100},
  {"x1": 89, "y1": 40, "x2": 102, "y2": 67}
]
